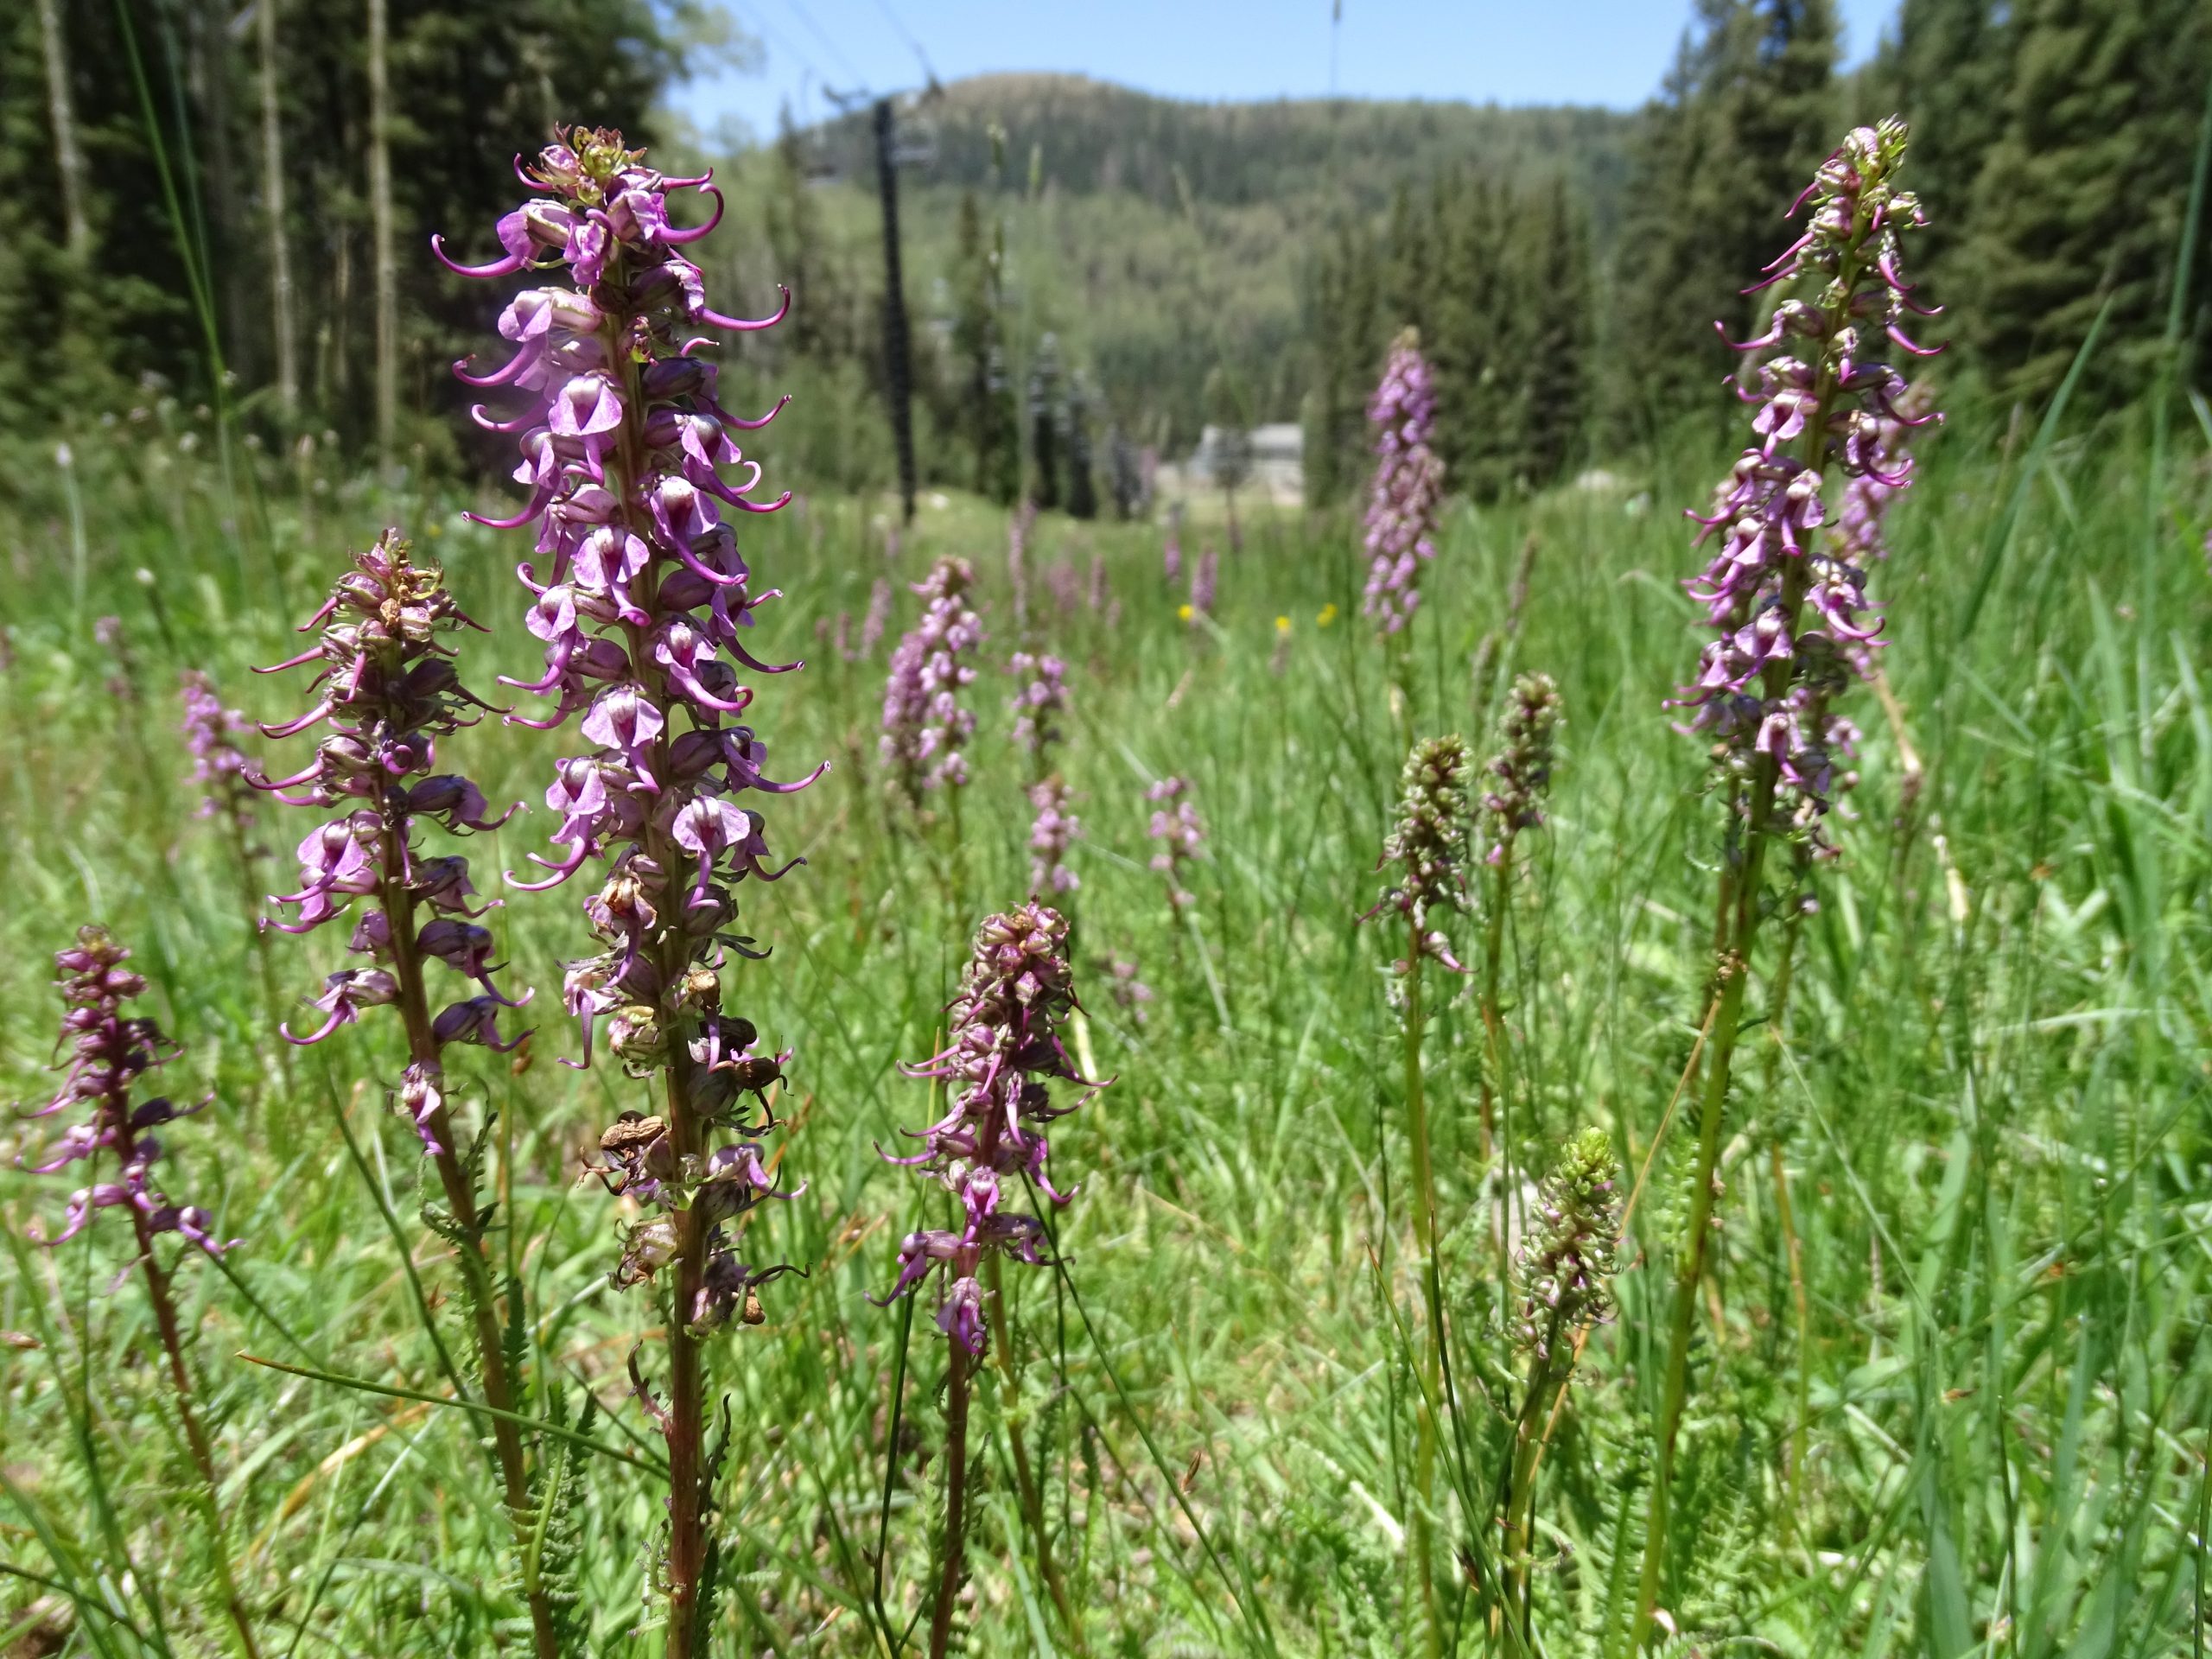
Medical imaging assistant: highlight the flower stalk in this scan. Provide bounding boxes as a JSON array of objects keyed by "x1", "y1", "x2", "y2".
[
  {"x1": 876, "y1": 905, "x2": 1102, "y2": 1656},
  {"x1": 1493, "y1": 1128, "x2": 1618, "y2": 1644},
  {"x1": 439, "y1": 127, "x2": 816, "y2": 1658},
  {"x1": 886, "y1": 556, "x2": 984, "y2": 918},
  {"x1": 1360, "y1": 734, "x2": 1474, "y2": 1654},
  {"x1": 1630, "y1": 118, "x2": 1940, "y2": 1649},
  {"x1": 883, "y1": 556, "x2": 984, "y2": 810},
  {"x1": 251, "y1": 531, "x2": 556, "y2": 1656},
  {"x1": 1477, "y1": 673, "x2": 1562, "y2": 1287},
  {"x1": 20, "y1": 927, "x2": 262, "y2": 1659},
  {"x1": 181, "y1": 669, "x2": 294, "y2": 1108},
  {"x1": 1012, "y1": 651, "x2": 1082, "y2": 908},
  {"x1": 1146, "y1": 776, "x2": 1205, "y2": 927},
  {"x1": 1363, "y1": 328, "x2": 1445, "y2": 642}
]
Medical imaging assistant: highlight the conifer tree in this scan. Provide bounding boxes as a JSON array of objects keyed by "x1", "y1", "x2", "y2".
[
  {"x1": 0, "y1": 0, "x2": 686, "y2": 443},
  {"x1": 1205, "y1": 362, "x2": 1255, "y2": 537},
  {"x1": 1304, "y1": 219, "x2": 1383, "y2": 506},
  {"x1": 1432, "y1": 171, "x2": 1534, "y2": 496},
  {"x1": 1066, "y1": 371, "x2": 1100, "y2": 519},
  {"x1": 766, "y1": 111, "x2": 836, "y2": 362},
  {"x1": 1610, "y1": 0, "x2": 1839, "y2": 437},
  {"x1": 1959, "y1": 0, "x2": 2212, "y2": 404},
  {"x1": 951, "y1": 188, "x2": 1020, "y2": 504},
  {"x1": 1524, "y1": 180, "x2": 1593, "y2": 484},
  {"x1": 1876, "y1": 0, "x2": 2016, "y2": 288},
  {"x1": 1382, "y1": 181, "x2": 1435, "y2": 346},
  {"x1": 1028, "y1": 332, "x2": 1065, "y2": 510}
]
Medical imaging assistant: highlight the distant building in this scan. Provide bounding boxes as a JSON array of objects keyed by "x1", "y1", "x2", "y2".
[{"x1": 1187, "y1": 423, "x2": 1302, "y2": 499}]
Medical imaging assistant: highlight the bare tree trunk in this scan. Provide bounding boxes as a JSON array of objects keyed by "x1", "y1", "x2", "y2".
[
  {"x1": 368, "y1": 0, "x2": 397, "y2": 465},
  {"x1": 35, "y1": 0, "x2": 91, "y2": 257},
  {"x1": 260, "y1": 0, "x2": 298, "y2": 416},
  {"x1": 330, "y1": 221, "x2": 352, "y2": 407}
]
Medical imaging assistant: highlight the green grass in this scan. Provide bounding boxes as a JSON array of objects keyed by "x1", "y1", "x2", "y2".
[{"x1": 1, "y1": 394, "x2": 2209, "y2": 1658}]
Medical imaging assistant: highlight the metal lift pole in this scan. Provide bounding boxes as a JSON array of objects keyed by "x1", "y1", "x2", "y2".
[{"x1": 874, "y1": 97, "x2": 918, "y2": 524}]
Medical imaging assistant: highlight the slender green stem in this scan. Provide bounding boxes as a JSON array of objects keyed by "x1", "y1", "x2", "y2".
[
  {"x1": 131, "y1": 1217, "x2": 263, "y2": 1659},
  {"x1": 1761, "y1": 899, "x2": 1811, "y2": 1533},
  {"x1": 1401, "y1": 920, "x2": 1445, "y2": 1658},
  {"x1": 375, "y1": 832, "x2": 560, "y2": 1659},
  {"x1": 1626, "y1": 822, "x2": 1770, "y2": 1651},
  {"x1": 928, "y1": 1340, "x2": 975, "y2": 1659},
  {"x1": 946, "y1": 781, "x2": 968, "y2": 930},
  {"x1": 874, "y1": 1288, "x2": 916, "y2": 1641},
  {"x1": 1482, "y1": 840, "x2": 1514, "y2": 1310},
  {"x1": 1497, "y1": 1338, "x2": 1569, "y2": 1647},
  {"x1": 236, "y1": 1352, "x2": 664, "y2": 1474},
  {"x1": 982, "y1": 1254, "x2": 1084, "y2": 1649}
]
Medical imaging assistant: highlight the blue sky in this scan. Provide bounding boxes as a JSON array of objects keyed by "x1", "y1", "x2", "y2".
[{"x1": 671, "y1": 1, "x2": 1904, "y2": 144}]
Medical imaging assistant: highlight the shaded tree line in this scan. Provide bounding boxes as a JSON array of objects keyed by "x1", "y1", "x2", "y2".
[
  {"x1": 1306, "y1": 0, "x2": 2212, "y2": 510},
  {"x1": 1304, "y1": 171, "x2": 1593, "y2": 505},
  {"x1": 1, "y1": 0, "x2": 692, "y2": 458},
  {"x1": 12, "y1": 0, "x2": 2208, "y2": 489},
  {"x1": 1610, "y1": 0, "x2": 2212, "y2": 443},
  {"x1": 1880, "y1": 0, "x2": 2212, "y2": 407}
]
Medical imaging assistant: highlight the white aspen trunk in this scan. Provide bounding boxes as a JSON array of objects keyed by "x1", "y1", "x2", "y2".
[
  {"x1": 368, "y1": 0, "x2": 397, "y2": 464},
  {"x1": 35, "y1": 0, "x2": 91, "y2": 257},
  {"x1": 260, "y1": 0, "x2": 298, "y2": 416}
]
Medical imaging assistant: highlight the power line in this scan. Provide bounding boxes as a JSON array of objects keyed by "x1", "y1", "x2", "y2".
[
  {"x1": 868, "y1": 0, "x2": 936, "y2": 86},
  {"x1": 776, "y1": 0, "x2": 870, "y2": 92},
  {"x1": 728, "y1": 3, "x2": 829, "y2": 106}
]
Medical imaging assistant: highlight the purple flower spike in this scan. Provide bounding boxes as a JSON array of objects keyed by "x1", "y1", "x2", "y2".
[
  {"x1": 878, "y1": 905, "x2": 1104, "y2": 1354},
  {"x1": 1362, "y1": 328, "x2": 1446, "y2": 636},
  {"x1": 1146, "y1": 776, "x2": 1207, "y2": 920},
  {"x1": 19, "y1": 927, "x2": 238, "y2": 1258},
  {"x1": 442, "y1": 127, "x2": 814, "y2": 1357},
  {"x1": 1027, "y1": 777, "x2": 1082, "y2": 897},
  {"x1": 1513, "y1": 1128, "x2": 1621, "y2": 1364},
  {"x1": 1007, "y1": 651, "x2": 1069, "y2": 770},
  {"x1": 1190, "y1": 546, "x2": 1218, "y2": 620},
  {"x1": 180, "y1": 671, "x2": 259, "y2": 842},
  {"x1": 858, "y1": 578, "x2": 893, "y2": 660},
  {"x1": 1481, "y1": 675, "x2": 1563, "y2": 862},
  {"x1": 881, "y1": 556, "x2": 983, "y2": 807},
  {"x1": 254, "y1": 530, "x2": 531, "y2": 1148},
  {"x1": 1104, "y1": 956, "x2": 1154, "y2": 1028},
  {"x1": 1669, "y1": 118, "x2": 1941, "y2": 857},
  {"x1": 1362, "y1": 735, "x2": 1475, "y2": 976}
]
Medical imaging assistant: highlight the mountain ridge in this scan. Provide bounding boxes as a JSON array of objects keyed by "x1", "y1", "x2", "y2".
[{"x1": 795, "y1": 71, "x2": 1638, "y2": 235}]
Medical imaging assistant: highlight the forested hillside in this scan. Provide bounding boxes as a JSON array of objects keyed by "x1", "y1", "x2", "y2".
[{"x1": 806, "y1": 73, "x2": 1637, "y2": 226}]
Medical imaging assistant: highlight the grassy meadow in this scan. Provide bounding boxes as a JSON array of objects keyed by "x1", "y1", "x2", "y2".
[{"x1": 2, "y1": 391, "x2": 2210, "y2": 1658}]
